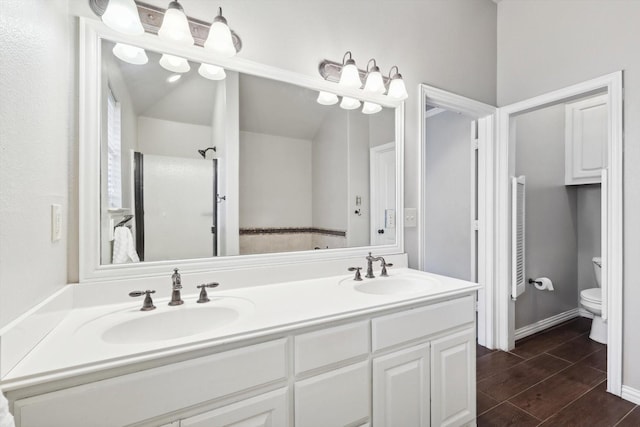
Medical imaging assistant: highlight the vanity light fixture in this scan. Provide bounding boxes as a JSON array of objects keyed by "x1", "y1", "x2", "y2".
[
  {"x1": 158, "y1": 1, "x2": 194, "y2": 46},
  {"x1": 316, "y1": 91, "x2": 339, "y2": 106},
  {"x1": 340, "y1": 96, "x2": 361, "y2": 110},
  {"x1": 204, "y1": 8, "x2": 237, "y2": 58},
  {"x1": 98, "y1": 0, "x2": 144, "y2": 36},
  {"x1": 338, "y1": 51, "x2": 362, "y2": 89},
  {"x1": 159, "y1": 53, "x2": 191, "y2": 73},
  {"x1": 198, "y1": 63, "x2": 226, "y2": 80},
  {"x1": 112, "y1": 42, "x2": 148, "y2": 65},
  {"x1": 387, "y1": 66, "x2": 408, "y2": 100}
]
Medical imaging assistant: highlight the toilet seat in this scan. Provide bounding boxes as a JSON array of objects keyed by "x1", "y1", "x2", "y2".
[{"x1": 581, "y1": 288, "x2": 602, "y2": 304}]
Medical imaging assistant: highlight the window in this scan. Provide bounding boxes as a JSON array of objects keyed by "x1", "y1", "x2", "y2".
[{"x1": 107, "y1": 88, "x2": 122, "y2": 209}]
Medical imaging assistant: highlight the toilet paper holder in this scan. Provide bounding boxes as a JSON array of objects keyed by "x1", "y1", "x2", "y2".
[{"x1": 528, "y1": 278, "x2": 542, "y2": 286}]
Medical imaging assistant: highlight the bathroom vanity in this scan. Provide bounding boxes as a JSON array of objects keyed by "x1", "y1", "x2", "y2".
[{"x1": 2, "y1": 268, "x2": 479, "y2": 427}]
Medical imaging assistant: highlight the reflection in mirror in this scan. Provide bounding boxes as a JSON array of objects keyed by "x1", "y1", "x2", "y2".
[{"x1": 100, "y1": 39, "x2": 396, "y2": 265}]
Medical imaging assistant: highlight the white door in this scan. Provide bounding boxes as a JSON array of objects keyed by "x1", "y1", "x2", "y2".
[
  {"x1": 180, "y1": 388, "x2": 288, "y2": 427},
  {"x1": 372, "y1": 344, "x2": 430, "y2": 427},
  {"x1": 142, "y1": 154, "x2": 214, "y2": 262},
  {"x1": 431, "y1": 327, "x2": 475, "y2": 427},
  {"x1": 370, "y1": 142, "x2": 396, "y2": 246}
]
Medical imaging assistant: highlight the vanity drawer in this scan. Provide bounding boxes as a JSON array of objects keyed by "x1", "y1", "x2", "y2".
[
  {"x1": 14, "y1": 339, "x2": 287, "y2": 427},
  {"x1": 294, "y1": 321, "x2": 369, "y2": 375},
  {"x1": 372, "y1": 295, "x2": 475, "y2": 352}
]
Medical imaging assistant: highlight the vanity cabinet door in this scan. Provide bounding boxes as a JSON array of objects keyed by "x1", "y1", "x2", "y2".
[
  {"x1": 430, "y1": 327, "x2": 476, "y2": 427},
  {"x1": 180, "y1": 388, "x2": 288, "y2": 427},
  {"x1": 372, "y1": 343, "x2": 430, "y2": 427},
  {"x1": 294, "y1": 361, "x2": 369, "y2": 427}
]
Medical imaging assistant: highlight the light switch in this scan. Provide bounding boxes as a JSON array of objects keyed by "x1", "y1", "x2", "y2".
[
  {"x1": 385, "y1": 209, "x2": 396, "y2": 228},
  {"x1": 51, "y1": 204, "x2": 62, "y2": 242},
  {"x1": 404, "y1": 208, "x2": 417, "y2": 227}
]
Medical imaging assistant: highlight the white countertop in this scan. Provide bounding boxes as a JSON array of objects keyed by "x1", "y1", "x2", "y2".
[{"x1": 1, "y1": 268, "x2": 480, "y2": 391}]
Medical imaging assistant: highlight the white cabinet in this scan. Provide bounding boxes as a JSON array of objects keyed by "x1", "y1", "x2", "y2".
[
  {"x1": 180, "y1": 388, "x2": 288, "y2": 427},
  {"x1": 565, "y1": 94, "x2": 607, "y2": 185},
  {"x1": 372, "y1": 343, "x2": 430, "y2": 427},
  {"x1": 430, "y1": 327, "x2": 476, "y2": 427},
  {"x1": 295, "y1": 361, "x2": 370, "y2": 427}
]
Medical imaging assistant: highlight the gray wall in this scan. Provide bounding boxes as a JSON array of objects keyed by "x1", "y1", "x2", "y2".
[
  {"x1": 514, "y1": 105, "x2": 578, "y2": 329},
  {"x1": 497, "y1": 0, "x2": 640, "y2": 390},
  {"x1": 577, "y1": 185, "x2": 601, "y2": 294},
  {"x1": 424, "y1": 110, "x2": 472, "y2": 281}
]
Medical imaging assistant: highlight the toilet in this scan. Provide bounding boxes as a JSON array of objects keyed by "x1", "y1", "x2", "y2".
[{"x1": 580, "y1": 257, "x2": 607, "y2": 344}]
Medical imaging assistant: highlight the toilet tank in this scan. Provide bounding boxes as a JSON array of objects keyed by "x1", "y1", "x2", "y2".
[{"x1": 593, "y1": 257, "x2": 602, "y2": 287}]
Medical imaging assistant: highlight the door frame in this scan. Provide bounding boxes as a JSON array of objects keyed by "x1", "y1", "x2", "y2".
[
  {"x1": 494, "y1": 71, "x2": 623, "y2": 395},
  {"x1": 419, "y1": 84, "x2": 497, "y2": 348}
]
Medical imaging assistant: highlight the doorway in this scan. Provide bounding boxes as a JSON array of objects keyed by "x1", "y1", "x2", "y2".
[
  {"x1": 419, "y1": 84, "x2": 496, "y2": 348},
  {"x1": 494, "y1": 72, "x2": 623, "y2": 396}
]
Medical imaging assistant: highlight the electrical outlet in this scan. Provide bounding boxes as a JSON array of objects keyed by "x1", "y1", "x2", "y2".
[
  {"x1": 404, "y1": 208, "x2": 417, "y2": 227},
  {"x1": 51, "y1": 204, "x2": 62, "y2": 242}
]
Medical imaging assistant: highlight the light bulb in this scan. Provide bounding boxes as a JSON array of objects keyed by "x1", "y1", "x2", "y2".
[
  {"x1": 158, "y1": 1, "x2": 194, "y2": 46},
  {"x1": 167, "y1": 74, "x2": 182, "y2": 83},
  {"x1": 362, "y1": 102, "x2": 382, "y2": 114},
  {"x1": 159, "y1": 54, "x2": 190, "y2": 73},
  {"x1": 364, "y1": 70, "x2": 385, "y2": 94},
  {"x1": 340, "y1": 96, "x2": 361, "y2": 110},
  {"x1": 112, "y1": 43, "x2": 148, "y2": 65},
  {"x1": 339, "y1": 61, "x2": 362, "y2": 89},
  {"x1": 388, "y1": 76, "x2": 408, "y2": 100},
  {"x1": 198, "y1": 63, "x2": 227, "y2": 80},
  {"x1": 317, "y1": 91, "x2": 339, "y2": 106},
  {"x1": 204, "y1": 9, "x2": 237, "y2": 58},
  {"x1": 101, "y1": 0, "x2": 144, "y2": 36}
]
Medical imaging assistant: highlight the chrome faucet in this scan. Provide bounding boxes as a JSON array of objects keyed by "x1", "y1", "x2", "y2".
[
  {"x1": 366, "y1": 252, "x2": 393, "y2": 278},
  {"x1": 169, "y1": 268, "x2": 184, "y2": 306}
]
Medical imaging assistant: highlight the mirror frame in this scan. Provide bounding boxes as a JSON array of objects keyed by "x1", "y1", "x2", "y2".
[{"x1": 79, "y1": 18, "x2": 405, "y2": 282}]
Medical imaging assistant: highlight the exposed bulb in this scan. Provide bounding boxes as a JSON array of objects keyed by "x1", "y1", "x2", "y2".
[{"x1": 112, "y1": 43, "x2": 148, "y2": 65}]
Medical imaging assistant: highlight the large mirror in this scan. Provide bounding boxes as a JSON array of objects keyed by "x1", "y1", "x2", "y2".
[{"x1": 80, "y1": 20, "x2": 403, "y2": 280}]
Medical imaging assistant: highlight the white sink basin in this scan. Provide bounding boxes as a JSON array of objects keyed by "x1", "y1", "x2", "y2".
[
  {"x1": 353, "y1": 276, "x2": 440, "y2": 295},
  {"x1": 101, "y1": 305, "x2": 241, "y2": 344}
]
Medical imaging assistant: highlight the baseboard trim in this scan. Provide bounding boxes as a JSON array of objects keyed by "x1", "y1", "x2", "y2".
[
  {"x1": 621, "y1": 385, "x2": 640, "y2": 405},
  {"x1": 578, "y1": 308, "x2": 595, "y2": 319},
  {"x1": 515, "y1": 308, "x2": 581, "y2": 341}
]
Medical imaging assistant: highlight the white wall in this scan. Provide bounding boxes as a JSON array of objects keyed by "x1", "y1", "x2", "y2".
[
  {"x1": 137, "y1": 116, "x2": 212, "y2": 159},
  {"x1": 0, "y1": 0, "x2": 73, "y2": 328},
  {"x1": 239, "y1": 131, "x2": 312, "y2": 228},
  {"x1": 424, "y1": 110, "x2": 472, "y2": 281},
  {"x1": 497, "y1": 0, "x2": 640, "y2": 390},
  {"x1": 513, "y1": 105, "x2": 578, "y2": 328},
  {"x1": 312, "y1": 108, "x2": 348, "y2": 232}
]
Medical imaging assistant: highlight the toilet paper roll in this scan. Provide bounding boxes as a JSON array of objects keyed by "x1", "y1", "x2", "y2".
[{"x1": 533, "y1": 277, "x2": 554, "y2": 291}]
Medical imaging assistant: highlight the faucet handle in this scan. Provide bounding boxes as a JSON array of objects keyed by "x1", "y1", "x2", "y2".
[
  {"x1": 348, "y1": 267, "x2": 363, "y2": 281},
  {"x1": 129, "y1": 290, "x2": 156, "y2": 311},
  {"x1": 196, "y1": 282, "x2": 220, "y2": 303},
  {"x1": 380, "y1": 260, "x2": 393, "y2": 277}
]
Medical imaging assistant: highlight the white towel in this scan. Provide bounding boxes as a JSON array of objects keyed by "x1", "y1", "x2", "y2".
[
  {"x1": 112, "y1": 226, "x2": 140, "y2": 264},
  {"x1": 0, "y1": 389, "x2": 15, "y2": 427}
]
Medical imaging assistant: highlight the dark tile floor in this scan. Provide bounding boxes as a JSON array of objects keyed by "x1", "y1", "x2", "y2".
[{"x1": 476, "y1": 318, "x2": 638, "y2": 426}]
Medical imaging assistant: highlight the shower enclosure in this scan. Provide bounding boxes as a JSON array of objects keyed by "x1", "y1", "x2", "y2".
[{"x1": 134, "y1": 151, "x2": 219, "y2": 261}]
